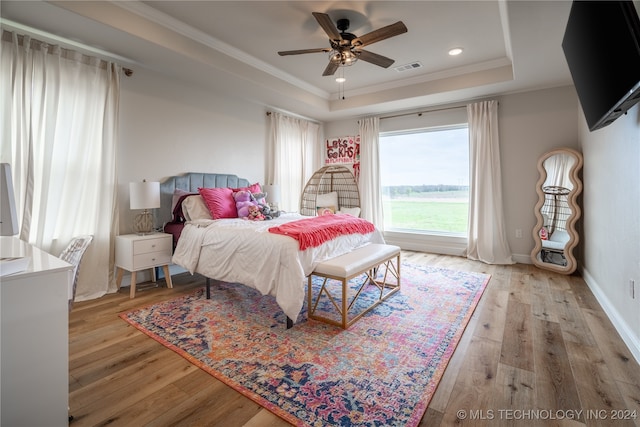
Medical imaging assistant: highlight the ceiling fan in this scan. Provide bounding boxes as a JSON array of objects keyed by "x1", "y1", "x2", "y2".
[{"x1": 278, "y1": 12, "x2": 408, "y2": 76}]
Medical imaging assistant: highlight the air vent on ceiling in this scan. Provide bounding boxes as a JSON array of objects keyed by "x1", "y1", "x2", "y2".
[{"x1": 393, "y1": 62, "x2": 423, "y2": 72}]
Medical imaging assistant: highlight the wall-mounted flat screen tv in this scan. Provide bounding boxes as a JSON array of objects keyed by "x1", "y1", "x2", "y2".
[{"x1": 562, "y1": 1, "x2": 640, "y2": 131}]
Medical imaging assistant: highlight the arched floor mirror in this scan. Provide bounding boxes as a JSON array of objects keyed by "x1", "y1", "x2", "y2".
[{"x1": 531, "y1": 147, "x2": 583, "y2": 274}]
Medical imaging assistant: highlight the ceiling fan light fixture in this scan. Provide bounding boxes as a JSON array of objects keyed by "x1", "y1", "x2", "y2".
[
  {"x1": 343, "y1": 57, "x2": 357, "y2": 66},
  {"x1": 336, "y1": 76, "x2": 346, "y2": 83},
  {"x1": 329, "y1": 49, "x2": 358, "y2": 67},
  {"x1": 280, "y1": 12, "x2": 407, "y2": 76}
]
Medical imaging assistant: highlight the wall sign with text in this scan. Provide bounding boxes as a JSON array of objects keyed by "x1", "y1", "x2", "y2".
[{"x1": 325, "y1": 135, "x2": 360, "y2": 181}]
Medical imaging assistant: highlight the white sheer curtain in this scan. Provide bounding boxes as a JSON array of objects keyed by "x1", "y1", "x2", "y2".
[
  {"x1": 465, "y1": 100, "x2": 514, "y2": 264},
  {"x1": 266, "y1": 112, "x2": 321, "y2": 212},
  {"x1": 543, "y1": 153, "x2": 575, "y2": 190},
  {"x1": 0, "y1": 30, "x2": 120, "y2": 301},
  {"x1": 358, "y1": 116, "x2": 384, "y2": 228}
]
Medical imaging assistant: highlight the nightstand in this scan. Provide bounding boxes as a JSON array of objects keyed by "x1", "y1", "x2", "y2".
[{"x1": 115, "y1": 233, "x2": 173, "y2": 298}]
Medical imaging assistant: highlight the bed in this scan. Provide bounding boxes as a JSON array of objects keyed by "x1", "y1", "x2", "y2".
[{"x1": 155, "y1": 173, "x2": 384, "y2": 327}]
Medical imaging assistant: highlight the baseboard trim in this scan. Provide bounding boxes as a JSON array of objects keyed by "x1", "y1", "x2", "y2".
[
  {"x1": 382, "y1": 231, "x2": 466, "y2": 256},
  {"x1": 382, "y1": 231, "x2": 533, "y2": 265},
  {"x1": 581, "y1": 267, "x2": 640, "y2": 364},
  {"x1": 512, "y1": 253, "x2": 533, "y2": 264}
]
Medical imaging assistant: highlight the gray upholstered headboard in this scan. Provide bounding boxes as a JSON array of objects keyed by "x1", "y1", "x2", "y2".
[{"x1": 153, "y1": 173, "x2": 250, "y2": 228}]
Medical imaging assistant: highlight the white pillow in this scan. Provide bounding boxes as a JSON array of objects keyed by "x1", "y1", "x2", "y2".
[
  {"x1": 182, "y1": 195, "x2": 213, "y2": 221},
  {"x1": 339, "y1": 207, "x2": 361, "y2": 217},
  {"x1": 171, "y1": 188, "x2": 194, "y2": 213},
  {"x1": 316, "y1": 191, "x2": 338, "y2": 211}
]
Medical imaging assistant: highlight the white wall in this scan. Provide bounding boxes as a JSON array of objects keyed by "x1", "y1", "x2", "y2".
[
  {"x1": 499, "y1": 87, "x2": 580, "y2": 261},
  {"x1": 117, "y1": 68, "x2": 270, "y2": 234},
  {"x1": 579, "y1": 103, "x2": 640, "y2": 362},
  {"x1": 325, "y1": 86, "x2": 579, "y2": 261}
]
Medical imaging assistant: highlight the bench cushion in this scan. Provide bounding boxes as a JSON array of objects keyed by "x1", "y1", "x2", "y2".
[{"x1": 313, "y1": 243, "x2": 401, "y2": 278}]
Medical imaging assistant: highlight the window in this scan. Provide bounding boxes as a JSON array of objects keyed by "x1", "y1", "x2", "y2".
[{"x1": 380, "y1": 125, "x2": 469, "y2": 235}]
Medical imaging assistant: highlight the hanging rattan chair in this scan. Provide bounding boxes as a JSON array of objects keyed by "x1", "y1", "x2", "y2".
[{"x1": 300, "y1": 165, "x2": 360, "y2": 216}]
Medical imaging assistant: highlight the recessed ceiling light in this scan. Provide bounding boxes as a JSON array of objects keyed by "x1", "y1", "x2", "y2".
[
  {"x1": 336, "y1": 77, "x2": 346, "y2": 83},
  {"x1": 448, "y1": 47, "x2": 463, "y2": 56}
]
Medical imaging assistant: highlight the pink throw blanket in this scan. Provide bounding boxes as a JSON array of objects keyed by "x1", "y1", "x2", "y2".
[{"x1": 269, "y1": 214, "x2": 376, "y2": 250}]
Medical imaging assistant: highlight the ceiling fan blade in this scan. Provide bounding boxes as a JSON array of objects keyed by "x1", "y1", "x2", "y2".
[
  {"x1": 356, "y1": 49, "x2": 395, "y2": 68},
  {"x1": 353, "y1": 21, "x2": 408, "y2": 48},
  {"x1": 312, "y1": 12, "x2": 342, "y2": 40},
  {"x1": 322, "y1": 60, "x2": 340, "y2": 76},
  {"x1": 278, "y1": 48, "x2": 331, "y2": 56}
]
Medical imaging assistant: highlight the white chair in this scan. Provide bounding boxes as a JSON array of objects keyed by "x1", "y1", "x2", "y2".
[{"x1": 59, "y1": 235, "x2": 93, "y2": 311}]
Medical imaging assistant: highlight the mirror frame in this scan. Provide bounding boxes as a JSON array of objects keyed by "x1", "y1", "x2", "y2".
[{"x1": 531, "y1": 147, "x2": 583, "y2": 274}]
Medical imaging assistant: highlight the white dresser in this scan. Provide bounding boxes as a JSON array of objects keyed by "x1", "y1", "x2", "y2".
[{"x1": 0, "y1": 236, "x2": 73, "y2": 427}]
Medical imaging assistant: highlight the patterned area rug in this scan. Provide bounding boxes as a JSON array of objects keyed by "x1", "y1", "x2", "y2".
[{"x1": 120, "y1": 263, "x2": 490, "y2": 426}]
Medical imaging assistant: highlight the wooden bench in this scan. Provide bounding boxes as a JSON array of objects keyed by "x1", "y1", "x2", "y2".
[{"x1": 308, "y1": 243, "x2": 401, "y2": 329}]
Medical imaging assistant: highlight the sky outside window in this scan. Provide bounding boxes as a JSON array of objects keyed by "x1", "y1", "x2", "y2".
[{"x1": 380, "y1": 126, "x2": 469, "y2": 187}]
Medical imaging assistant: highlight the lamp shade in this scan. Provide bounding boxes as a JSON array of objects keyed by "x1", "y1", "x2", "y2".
[
  {"x1": 129, "y1": 181, "x2": 160, "y2": 210},
  {"x1": 263, "y1": 184, "x2": 281, "y2": 205}
]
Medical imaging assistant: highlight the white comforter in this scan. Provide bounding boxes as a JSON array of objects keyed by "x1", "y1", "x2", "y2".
[{"x1": 172, "y1": 213, "x2": 384, "y2": 322}]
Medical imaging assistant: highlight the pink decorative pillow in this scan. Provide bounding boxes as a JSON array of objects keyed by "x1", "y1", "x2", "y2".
[
  {"x1": 230, "y1": 182, "x2": 261, "y2": 194},
  {"x1": 317, "y1": 206, "x2": 336, "y2": 216},
  {"x1": 198, "y1": 187, "x2": 237, "y2": 219}
]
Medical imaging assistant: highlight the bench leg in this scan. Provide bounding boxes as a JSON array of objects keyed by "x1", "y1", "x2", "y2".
[{"x1": 342, "y1": 278, "x2": 348, "y2": 329}]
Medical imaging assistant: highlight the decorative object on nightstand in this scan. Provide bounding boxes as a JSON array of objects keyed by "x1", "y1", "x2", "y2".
[
  {"x1": 115, "y1": 233, "x2": 173, "y2": 298},
  {"x1": 129, "y1": 180, "x2": 160, "y2": 235}
]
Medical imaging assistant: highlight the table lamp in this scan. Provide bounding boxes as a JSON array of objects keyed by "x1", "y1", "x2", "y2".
[{"x1": 130, "y1": 180, "x2": 160, "y2": 235}]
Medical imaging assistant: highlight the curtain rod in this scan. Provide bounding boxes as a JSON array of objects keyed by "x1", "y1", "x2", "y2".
[
  {"x1": 1, "y1": 20, "x2": 134, "y2": 77},
  {"x1": 379, "y1": 105, "x2": 467, "y2": 120},
  {"x1": 266, "y1": 111, "x2": 321, "y2": 125}
]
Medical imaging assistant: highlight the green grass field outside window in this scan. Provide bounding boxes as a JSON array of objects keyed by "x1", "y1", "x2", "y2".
[{"x1": 382, "y1": 190, "x2": 468, "y2": 233}]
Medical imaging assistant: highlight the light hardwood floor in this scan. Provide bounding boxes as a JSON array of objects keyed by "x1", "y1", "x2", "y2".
[{"x1": 68, "y1": 251, "x2": 640, "y2": 426}]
